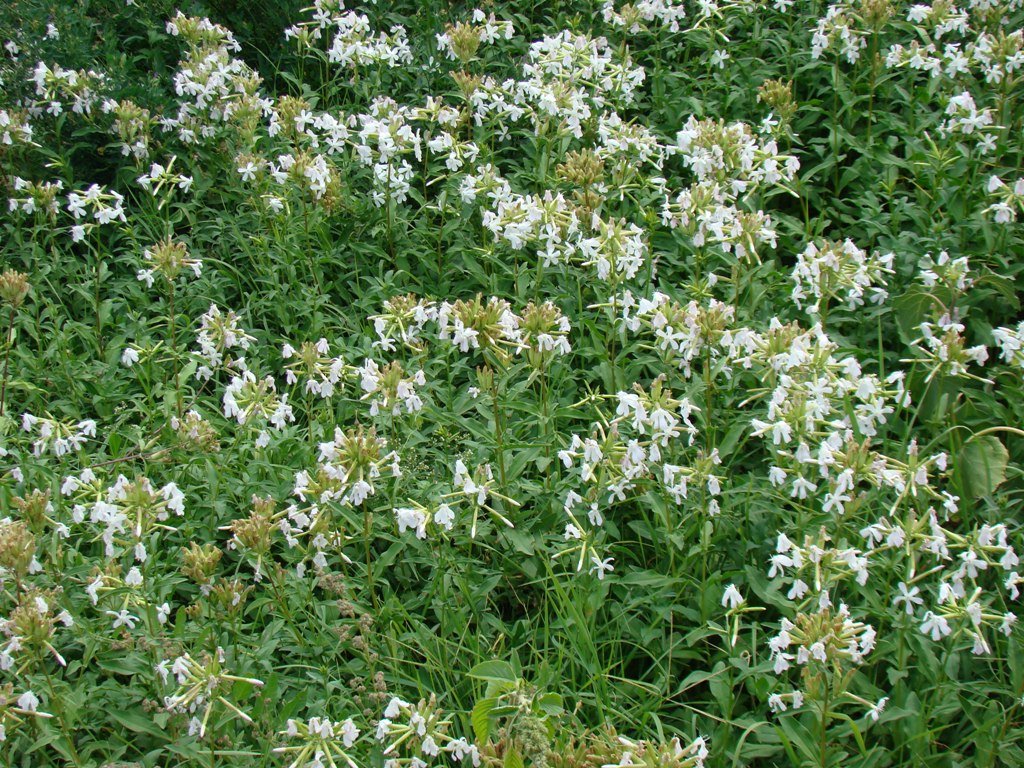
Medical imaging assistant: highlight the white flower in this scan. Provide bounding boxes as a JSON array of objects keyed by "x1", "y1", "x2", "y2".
[
  {"x1": 17, "y1": 691, "x2": 39, "y2": 712},
  {"x1": 867, "y1": 697, "x2": 888, "y2": 722},
  {"x1": 721, "y1": 584, "x2": 744, "y2": 610},
  {"x1": 589, "y1": 556, "x2": 614, "y2": 580},
  {"x1": 921, "y1": 611, "x2": 951, "y2": 641},
  {"x1": 340, "y1": 718, "x2": 359, "y2": 747},
  {"x1": 121, "y1": 347, "x2": 140, "y2": 367},
  {"x1": 106, "y1": 609, "x2": 139, "y2": 630},
  {"x1": 434, "y1": 504, "x2": 455, "y2": 530},
  {"x1": 893, "y1": 582, "x2": 923, "y2": 615}
]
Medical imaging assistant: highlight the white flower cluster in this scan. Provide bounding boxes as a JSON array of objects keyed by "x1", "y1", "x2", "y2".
[
  {"x1": 596, "y1": 111, "x2": 666, "y2": 184},
  {"x1": 606, "y1": 734, "x2": 709, "y2": 768},
  {"x1": 275, "y1": 715, "x2": 360, "y2": 768},
  {"x1": 101, "y1": 98, "x2": 155, "y2": 160},
  {"x1": 157, "y1": 648, "x2": 262, "y2": 738},
  {"x1": 661, "y1": 116, "x2": 795, "y2": 261},
  {"x1": 20, "y1": 414, "x2": 96, "y2": 458},
  {"x1": 556, "y1": 379, "x2": 713, "y2": 575},
  {"x1": 906, "y1": 1, "x2": 970, "y2": 39},
  {"x1": 223, "y1": 371, "x2": 296, "y2": 441},
  {"x1": 282, "y1": 339, "x2": 350, "y2": 399},
  {"x1": 770, "y1": 531, "x2": 869, "y2": 598},
  {"x1": 436, "y1": 9, "x2": 514, "y2": 61},
  {"x1": 790, "y1": 238, "x2": 894, "y2": 316},
  {"x1": 984, "y1": 174, "x2": 1024, "y2": 223},
  {"x1": 811, "y1": 2, "x2": 870, "y2": 63},
  {"x1": 464, "y1": 165, "x2": 651, "y2": 285},
  {"x1": 7, "y1": 178, "x2": 62, "y2": 217},
  {"x1": 437, "y1": 295, "x2": 522, "y2": 357},
  {"x1": 30, "y1": 61, "x2": 106, "y2": 116},
  {"x1": 370, "y1": 294, "x2": 438, "y2": 351},
  {"x1": 768, "y1": 602, "x2": 877, "y2": 676},
  {"x1": 939, "y1": 90, "x2": 997, "y2": 152},
  {"x1": 917, "y1": 250, "x2": 973, "y2": 293},
  {"x1": 517, "y1": 31, "x2": 646, "y2": 137},
  {"x1": 912, "y1": 317, "x2": 989, "y2": 381},
  {"x1": 886, "y1": 21, "x2": 1023, "y2": 85},
  {"x1": 9, "y1": 179, "x2": 127, "y2": 244},
  {"x1": 731, "y1": 323, "x2": 911, "y2": 512},
  {"x1": 625, "y1": 293, "x2": 735, "y2": 378},
  {"x1": 992, "y1": 321, "x2": 1024, "y2": 370},
  {"x1": 358, "y1": 358, "x2": 426, "y2": 417},
  {"x1": 394, "y1": 500, "x2": 456, "y2": 540},
  {"x1": 376, "y1": 696, "x2": 480, "y2": 768},
  {"x1": 355, "y1": 98, "x2": 422, "y2": 207},
  {"x1": 601, "y1": 0, "x2": 688, "y2": 33},
  {"x1": 192, "y1": 304, "x2": 255, "y2": 380},
  {"x1": 163, "y1": 13, "x2": 272, "y2": 145},
  {"x1": 63, "y1": 470, "x2": 184, "y2": 559},
  {"x1": 65, "y1": 183, "x2": 128, "y2": 242},
  {"x1": 135, "y1": 158, "x2": 194, "y2": 197},
  {"x1": 672, "y1": 115, "x2": 800, "y2": 190},
  {"x1": 425, "y1": 129, "x2": 480, "y2": 173},
  {"x1": 425, "y1": 458, "x2": 521, "y2": 539},
  {"x1": 294, "y1": 427, "x2": 400, "y2": 509},
  {"x1": 286, "y1": 1, "x2": 412, "y2": 69},
  {"x1": 866, "y1": 512, "x2": 1019, "y2": 654},
  {"x1": 0, "y1": 108, "x2": 33, "y2": 146}
]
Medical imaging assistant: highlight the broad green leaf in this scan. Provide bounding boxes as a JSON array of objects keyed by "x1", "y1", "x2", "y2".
[
  {"x1": 537, "y1": 692, "x2": 563, "y2": 717},
  {"x1": 469, "y1": 660, "x2": 518, "y2": 684},
  {"x1": 504, "y1": 746, "x2": 525, "y2": 768},
  {"x1": 471, "y1": 696, "x2": 497, "y2": 744},
  {"x1": 958, "y1": 435, "x2": 1009, "y2": 498},
  {"x1": 110, "y1": 709, "x2": 169, "y2": 740}
]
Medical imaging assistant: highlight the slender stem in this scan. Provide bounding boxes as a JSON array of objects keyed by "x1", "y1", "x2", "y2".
[
  {"x1": 832, "y1": 57, "x2": 841, "y2": 197},
  {"x1": 492, "y1": 376, "x2": 507, "y2": 488},
  {"x1": 94, "y1": 248, "x2": 103, "y2": 356},
  {"x1": 364, "y1": 506, "x2": 376, "y2": 609},
  {"x1": 866, "y1": 33, "x2": 879, "y2": 147},
  {"x1": 540, "y1": 370, "x2": 551, "y2": 492},
  {"x1": 169, "y1": 280, "x2": 181, "y2": 420},
  {"x1": 608, "y1": 296, "x2": 618, "y2": 394},
  {"x1": 703, "y1": 351, "x2": 715, "y2": 451},
  {"x1": 819, "y1": 682, "x2": 830, "y2": 768},
  {"x1": 302, "y1": 197, "x2": 323, "y2": 297},
  {"x1": 386, "y1": 161, "x2": 395, "y2": 262},
  {"x1": 437, "y1": 201, "x2": 446, "y2": 290},
  {"x1": 41, "y1": 664, "x2": 83, "y2": 767},
  {"x1": 0, "y1": 308, "x2": 14, "y2": 417}
]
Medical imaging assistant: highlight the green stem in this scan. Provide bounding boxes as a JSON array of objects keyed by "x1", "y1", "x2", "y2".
[
  {"x1": 703, "y1": 351, "x2": 715, "y2": 451},
  {"x1": 169, "y1": 280, "x2": 181, "y2": 420},
  {"x1": 41, "y1": 664, "x2": 83, "y2": 767},
  {"x1": 831, "y1": 57, "x2": 841, "y2": 198},
  {"x1": 93, "y1": 248, "x2": 103, "y2": 356},
  {"x1": 0, "y1": 308, "x2": 14, "y2": 418},
  {"x1": 819, "y1": 683, "x2": 830, "y2": 768},
  {"x1": 492, "y1": 376, "x2": 507, "y2": 489},
  {"x1": 364, "y1": 506, "x2": 376, "y2": 609}
]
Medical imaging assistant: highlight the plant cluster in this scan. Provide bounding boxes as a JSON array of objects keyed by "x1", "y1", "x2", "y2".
[{"x1": 0, "y1": 0, "x2": 1023, "y2": 766}]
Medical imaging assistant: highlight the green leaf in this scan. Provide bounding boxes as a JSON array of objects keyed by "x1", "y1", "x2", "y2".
[
  {"x1": 110, "y1": 709, "x2": 169, "y2": 740},
  {"x1": 892, "y1": 286, "x2": 936, "y2": 347},
  {"x1": 471, "y1": 696, "x2": 497, "y2": 744},
  {"x1": 958, "y1": 435, "x2": 1009, "y2": 498},
  {"x1": 537, "y1": 692, "x2": 563, "y2": 717},
  {"x1": 469, "y1": 660, "x2": 518, "y2": 684},
  {"x1": 504, "y1": 745, "x2": 525, "y2": 768}
]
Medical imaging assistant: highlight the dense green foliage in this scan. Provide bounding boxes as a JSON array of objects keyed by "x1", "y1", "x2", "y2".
[{"x1": 0, "y1": 0, "x2": 1023, "y2": 766}]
